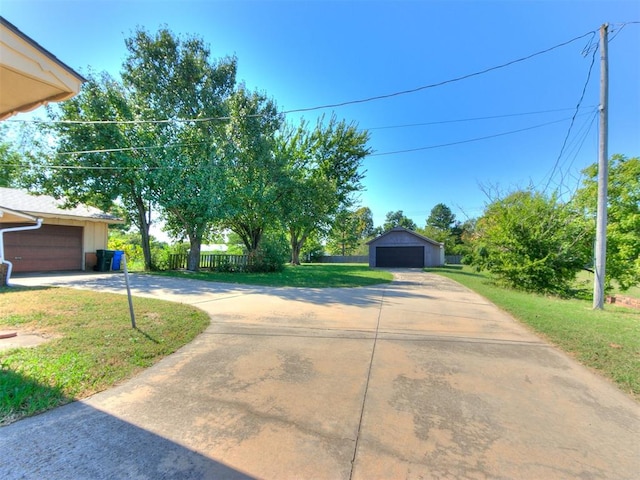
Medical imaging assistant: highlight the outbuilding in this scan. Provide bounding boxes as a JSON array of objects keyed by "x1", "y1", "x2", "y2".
[
  {"x1": 368, "y1": 227, "x2": 444, "y2": 268},
  {"x1": 0, "y1": 188, "x2": 122, "y2": 274}
]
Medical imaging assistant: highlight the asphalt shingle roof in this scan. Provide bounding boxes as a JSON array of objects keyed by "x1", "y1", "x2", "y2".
[{"x1": 0, "y1": 187, "x2": 121, "y2": 222}]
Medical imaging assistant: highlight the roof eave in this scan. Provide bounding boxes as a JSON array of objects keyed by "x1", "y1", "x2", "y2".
[
  {"x1": 18, "y1": 210, "x2": 124, "y2": 224},
  {"x1": 0, "y1": 206, "x2": 39, "y2": 222},
  {"x1": 367, "y1": 227, "x2": 443, "y2": 246}
]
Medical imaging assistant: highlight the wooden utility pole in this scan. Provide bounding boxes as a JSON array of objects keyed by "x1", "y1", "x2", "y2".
[{"x1": 593, "y1": 23, "x2": 609, "y2": 310}]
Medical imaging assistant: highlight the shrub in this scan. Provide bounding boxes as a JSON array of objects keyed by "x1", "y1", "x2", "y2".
[
  {"x1": 472, "y1": 190, "x2": 591, "y2": 295},
  {"x1": 246, "y1": 232, "x2": 289, "y2": 273}
]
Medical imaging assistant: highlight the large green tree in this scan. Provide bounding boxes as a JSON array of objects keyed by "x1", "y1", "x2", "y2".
[
  {"x1": 422, "y1": 203, "x2": 458, "y2": 253},
  {"x1": 121, "y1": 27, "x2": 237, "y2": 271},
  {"x1": 281, "y1": 116, "x2": 371, "y2": 264},
  {"x1": 326, "y1": 208, "x2": 360, "y2": 256},
  {"x1": 473, "y1": 189, "x2": 591, "y2": 294},
  {"x1": 574, "y1": 154, "x2": 640, "y2": 290},
  {"x1": 37, "y1": 72, "x2": 158, "y2": 269},
  {"x1": 426, "y1": 203, "x2": 456, "y2": 231},
  {"x1": 353, "y1": 206, "x2": 375, "y2": 239},
  {"x1": 382, "y1": 210, "x2": 417, "y2": 231},
  {"x1": 216, "y1": 87, "x2": 284, "y2": 255},
  {"x1": 326, "y1": 206, "x2": 375, "y2": 256},
  {"x1": 32, "y1": 27, "x2": 237, "y2": 272}
]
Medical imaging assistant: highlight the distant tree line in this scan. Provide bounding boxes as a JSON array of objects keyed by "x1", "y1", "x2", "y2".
[{"x1": 324, "y1": 154, "x2": 639, "y2": 296}]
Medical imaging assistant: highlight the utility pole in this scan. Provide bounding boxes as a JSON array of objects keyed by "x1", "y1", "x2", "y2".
[{"x1": 593, "y1": 23, "x2": 609, "y2": 310}]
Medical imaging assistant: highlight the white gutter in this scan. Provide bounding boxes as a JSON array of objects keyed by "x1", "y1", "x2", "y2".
[{"x1": 0, "y1": 218, "x2": 43, "y2": 286}]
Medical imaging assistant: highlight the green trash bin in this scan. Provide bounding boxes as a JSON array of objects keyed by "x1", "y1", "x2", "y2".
[{"x1": 95, "y1": 249, "x2": 116, "y2": 272}]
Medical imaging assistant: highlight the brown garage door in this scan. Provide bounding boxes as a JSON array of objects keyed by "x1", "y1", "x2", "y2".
[
  {"x1": 376, "y1": 246, "x2": 424, "y2": 268},
  {"x1": 3, "y1": 224, "x2": 83, "y2": 272}
]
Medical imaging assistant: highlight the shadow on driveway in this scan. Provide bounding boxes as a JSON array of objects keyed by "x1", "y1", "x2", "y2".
[{"x1": 11, "y1": 271, "x2": 434, "y2": 307}]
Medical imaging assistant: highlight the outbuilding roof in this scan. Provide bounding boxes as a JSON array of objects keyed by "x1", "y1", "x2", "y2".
[
  {"x1": 367, "y1": 226, "x2": 443, "y2": 246},
  {"x1": 0, "y1": 187, "x2": 122, "y2": 223}
]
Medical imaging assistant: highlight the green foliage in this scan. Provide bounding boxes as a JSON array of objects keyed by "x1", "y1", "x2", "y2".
[
  {"x1": 574, "y1": 154, "x2": 640, "y2": 290},
  {"x1": 108, "y1": 230, "x2": 169, "y2": 271},
  {"x1": 326, "y1": 208, "x2": 361, "y2": 255},
  {"x1": 0, "y1": 134, "x2": 22, "y2": 187},
  {"x1": 122, "y1": 27, "x2": 237, "y2": 272},
  {"x1": 216, "y1": 87, "x2": 284, "y2": 254},
  {"x1": 300, "y1": 232, "x2": 325, "y2": 262},
  {"x1": 108, "y1": 230, "x2": 144, "y2": 263},
  {"x1": 422, "y1": 203, "x2": 471, "y2": 256},
  {"x1": 13, "y1": 25, "x2": 372, "y2": 276},
  {"x1": 473, "y1": 190, "x2": 591, "y2": 295},
  {"x1": 32, "y1": 70, "x2": 159, "y2": 270},
  {"x1": 245, "y1": 230, "x2": 289, "y2": 272},
  {"x1": 426, "y1": 203, "x2": 456, "y2": 231},
  {"x1": 382, "y1": 210, "x2": 417, "y2": 231},
  {"x1": 279, "y1": 116, "x2": 371, "y2": 264}
]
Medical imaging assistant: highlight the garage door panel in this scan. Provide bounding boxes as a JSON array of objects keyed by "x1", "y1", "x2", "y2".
[
  {"x1": 376, "y1": 246, "x2": 424, "y2": 268},
  {"x1": 4, "y1": 224, "x2": 83, "y2": 272}
]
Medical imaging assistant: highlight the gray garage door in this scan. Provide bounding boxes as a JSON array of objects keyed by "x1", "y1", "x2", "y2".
[{"x1": 376, "y1": 246, "x2": 424, "y2": 268}]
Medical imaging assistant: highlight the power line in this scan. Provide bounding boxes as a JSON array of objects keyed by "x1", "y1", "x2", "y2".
[
  {"x1": 368, "y1": 113, "x2": 594, "y2": 157},
  {"x1": 57, "y1": 142, "x2": 209, "y2": 156},
  {"x1": 539, "y1": 108, "x2": 598, "y2": 195},
  {"x1": 367, "y1": 106, "x2": 597, "y2": 131},
  {"x1": 4, "y1": 28, "x2": 600, "y2": 124},
  {"x1": 10, "y1": 163, "x2": 164, "y2": 171},
  {"x1": 6, "y1": 114, "x2": 262, "y2": 125},
  {"x1": 283, "y1": 29, "x2": 598, "y2": 114},
  {"x1": 543, "y1": 35, "x2": 599, "y2": 192},
  {"x1": 6, "y1": 112, "x2": 593, "y2": 163}
]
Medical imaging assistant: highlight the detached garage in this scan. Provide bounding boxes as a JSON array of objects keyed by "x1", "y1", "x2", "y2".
[
  {"x1": 368, "y1": 227, "x2": 444, "y2": 268},
  {"x1": 1, "y1": 187, "x2": 122, "y2": 274}
]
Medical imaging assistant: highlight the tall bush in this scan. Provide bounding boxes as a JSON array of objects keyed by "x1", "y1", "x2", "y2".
[{"x1": 473, "y1": 190, "x2": 590, "y2": 295}]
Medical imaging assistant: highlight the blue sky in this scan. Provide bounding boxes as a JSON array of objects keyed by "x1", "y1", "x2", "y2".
[{"x1": 2, "y1": 0, "x2": 639, "y2": 229}]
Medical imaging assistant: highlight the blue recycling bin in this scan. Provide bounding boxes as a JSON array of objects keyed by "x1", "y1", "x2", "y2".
[{"x1": 112, "y1": 250, "x2": 124, "y2": 270}]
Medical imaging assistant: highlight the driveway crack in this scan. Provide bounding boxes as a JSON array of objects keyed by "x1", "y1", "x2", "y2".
[{"x1": 349, "y1": 283, "x2": 387, "y2": 479}]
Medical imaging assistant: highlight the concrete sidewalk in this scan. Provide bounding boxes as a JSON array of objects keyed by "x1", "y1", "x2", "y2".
[{"x1": 2, "y1": 270, "x2": 639, "y2": 479}]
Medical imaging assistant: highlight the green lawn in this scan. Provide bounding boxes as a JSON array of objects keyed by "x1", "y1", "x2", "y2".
[
  {"x1": 574, "y1": 270, "x2": 640, "y2": 299},
  {"x1": 157, "y1": 263, "x2": 393, "y2": 288},
  {"x1": 426, "y1": 265, "x2": 640, "y2": 400},
  {"x1": 0, "y1": 287, "x2": 209, "y2": 425}
]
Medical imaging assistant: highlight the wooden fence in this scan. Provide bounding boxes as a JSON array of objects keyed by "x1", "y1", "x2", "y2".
[{"x1": 168, "y1": 253, "x2": 249, "y2": 270}]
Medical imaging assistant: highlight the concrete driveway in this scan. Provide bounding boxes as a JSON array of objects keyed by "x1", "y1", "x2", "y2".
[{"x1": 2, "y1": 270, "x2": 639, "y2": 479}]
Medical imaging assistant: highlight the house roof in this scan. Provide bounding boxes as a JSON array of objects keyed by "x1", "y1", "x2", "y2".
[
  {"x1": 0, "y1": 187, "x2": 122, "y2": 224},
  {"x1": 367, "y1": 226, "x2": 443, "y2": 246},
  {"x1": 0, "y1": 16, "x2": 86, "y2": 120}
]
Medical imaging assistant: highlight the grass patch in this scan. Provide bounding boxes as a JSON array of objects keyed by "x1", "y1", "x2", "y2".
[
  {"x1": 574, "y1": 270, "x2": 640, "y2": 299},
  {"x1": 426, "y1": 266, "x2": 640, "y2": 400},
  {"x1": 0, "y1": 286, "x2": 209, "y2": 425},
  {"x1": 156, "y1": 263, "x2": 393, "y2": 288}
]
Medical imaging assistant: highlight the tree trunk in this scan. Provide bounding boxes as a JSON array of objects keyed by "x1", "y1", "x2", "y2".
[
  {"x1": 235, "y1": 224, "x2": 263, "y2": 253},
  {"x1": 187, "y1": 234, "x2": 202, "y2": 271},
  {"x1": 134, "y1": 197, "x2": 153, "y2": 271},
  {"x1": 289, "y1": 228, "x2": 300, "y2": 265},
  {"x1": 289, "y1": 227, "x2": 309, "y2": 265}
]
